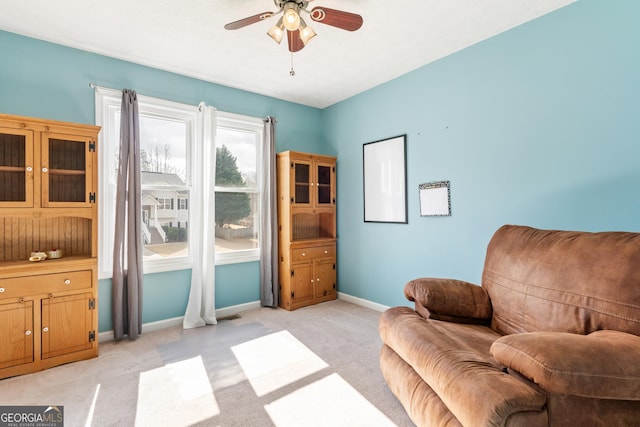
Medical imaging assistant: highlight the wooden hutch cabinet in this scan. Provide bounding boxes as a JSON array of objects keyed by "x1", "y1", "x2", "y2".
[
  {"x1": 0, "y1": 113, "x2": 100, "y2": 379},
  {"x1": 277, "y1": 151, "x2": 337, "y2": 310}
]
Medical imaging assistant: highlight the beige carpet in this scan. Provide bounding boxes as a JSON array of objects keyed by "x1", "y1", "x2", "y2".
[{"x1": 0, "y1": 300, "x2": 415, "y2": 427}]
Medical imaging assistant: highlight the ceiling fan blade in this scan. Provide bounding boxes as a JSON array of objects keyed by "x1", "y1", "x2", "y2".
[
  {"x1": 224, "y1": 11, "x2": 274, "y2": 30},
  {"x1": 287, "y1": 30, "x2": 305, "y2": 52},
  {"x1": 310, "y1": 7, "x2": 363, "y2": 31}
]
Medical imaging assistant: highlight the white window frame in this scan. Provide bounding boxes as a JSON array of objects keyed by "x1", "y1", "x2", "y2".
[
  {"x1": 214, "y1": 111, "x2": 264, "y2": 266},
  {"x1": 96, "y1": 88, "x2": 198, "y2": 278},
  {"x1": 157, "y1": 197, "x2": 173, "y2": 211},
  {"x1": 95, "y1": 90, "x2": 265, "y2": 277}
]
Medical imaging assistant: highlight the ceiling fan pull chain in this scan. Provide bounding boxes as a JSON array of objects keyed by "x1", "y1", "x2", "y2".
[{"x1": 290, "y1": 53, "x2": 296, "y2": 77}]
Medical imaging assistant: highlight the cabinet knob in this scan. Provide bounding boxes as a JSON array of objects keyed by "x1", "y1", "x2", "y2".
[
  {"x1": 324, "y1": 250, "x2": 328, "y2": 254},
  {"x1": 42, "y1": 167, "x2": 48, "y2": 172},
  {"x1": 317, "y1": 278, "x2": 320, "y2": 281},
  {"x1": 64, "y1": 279, "x2": 71, "y2": 285},
  {"x1": 26, "y1": 166, "x2": 33, "y2": 172},
  {"x1": 0, "y1": 287, "x2": 4, "y2": 293},
  {"x1": 302, "y1": 252, "x2": 306, "y2": 256},
  {"x1": 25, "y1": 330, "x2": 32, "y2": 336},
  {"x1": 43, "y1": 327, "x2": 49, "y2": 333},
  {"x1": 311, "y1": 279, "x2": 314, "y2": 283}
]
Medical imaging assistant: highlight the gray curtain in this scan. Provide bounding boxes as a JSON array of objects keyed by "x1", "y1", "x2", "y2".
[
  {"x1": 112, "y1": 89, "x2": 144, "y2": 340},
  {"x1": 260, "y1": 117, "x2": 279, "y2": 307}
]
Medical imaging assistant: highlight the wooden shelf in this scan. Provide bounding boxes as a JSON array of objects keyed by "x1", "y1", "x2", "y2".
[
  {"x1": 0, "y1": 256, "x2": 96, "y2": 277},
  {"x1": 48, "y1": 169, "x2": 86, "y2": 176},
  {"x1": 0, "y1": 166, "x2": 25, "y2": 173},
  {"x1": 0, "y1": 113, "x2": 100, "y2": 379},
  {"x1": 277, "y1": 151, "x2": 337, "y2": 311}
]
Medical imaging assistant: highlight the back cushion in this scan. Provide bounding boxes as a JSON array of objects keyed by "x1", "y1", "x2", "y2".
[{"x1": 482, "y1": 225, "x2": 640, "y2": 336}]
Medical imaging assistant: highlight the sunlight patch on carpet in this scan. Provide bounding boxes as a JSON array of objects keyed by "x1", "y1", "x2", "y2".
[
  {"x1": 231, "y1": 330, "x2": 328, "y2": 396},
  {"x1": 83, "y1": 383, "x2": 100, "y2": 427},
  {"x1": 265, "y1": 373, "x2": 397, "y2": 427},
  {"x1": 135, "y1": 356, "x2": 219, "y2": 427}
]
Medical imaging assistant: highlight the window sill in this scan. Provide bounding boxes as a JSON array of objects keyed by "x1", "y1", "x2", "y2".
[{"x1": 216, "y1": 250, "x2": 260, "y2": 266}]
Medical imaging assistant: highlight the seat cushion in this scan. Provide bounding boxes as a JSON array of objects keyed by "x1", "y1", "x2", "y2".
[
  {"x1": 380, "y1": 344, "x2": 463, "y2": 427},
  {"x1": 379, "y1": 306, "x2": 546, "y2": 427},
  {"x1": 491, "y1": 330, "x2": 640, "y2": 399}
]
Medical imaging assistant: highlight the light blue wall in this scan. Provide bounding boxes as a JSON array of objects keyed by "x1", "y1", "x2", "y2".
[
  {"x1": 0, "y1": 30, "x2": 324, "y2": 332},
  {"x1": 2, "y1": 0, "x2": 639, "y2": 329},
  {"x1": 97, "y1": 265, "x2": 258, "y2": 330},
  {"x1": 323, "y1": 0, "x2": 640, "y2": 308}
]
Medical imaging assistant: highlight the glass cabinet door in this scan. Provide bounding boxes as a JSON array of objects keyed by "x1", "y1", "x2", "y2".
[
  {"x1": 0, "y1": 128, "x2": 34, "y2": 207},
  {"x1": 316, "y1": 163, "x2": 333, "y2": 206},
  {"x1": 292, "y1": 161, "x2": 311, "y2": 206},
  {"x1": 291, "y1": 159, "x2": 335, "y2": 208},
  {"x1": 41, "y1": 133, "x2": 94, "y2": 207}
]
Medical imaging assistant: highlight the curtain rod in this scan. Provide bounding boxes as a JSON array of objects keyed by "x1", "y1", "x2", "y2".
[
  {"x1": 89, "y1": 82, "x2": 122, "y2": 92},
  {"x1": 89, "y1": 82, "x2": 276, "y2": 121},
  {"x1": 89, "y1": 82, "x2": 140, "y2": 95}
]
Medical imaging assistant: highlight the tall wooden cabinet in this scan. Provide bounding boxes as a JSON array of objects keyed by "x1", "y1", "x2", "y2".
[
  {"x1": 277, "y1": 151, "x2": 337, "y2": 310},
  {"x1": 0, "y1": 113, "x2": 100, "y2": 379}
]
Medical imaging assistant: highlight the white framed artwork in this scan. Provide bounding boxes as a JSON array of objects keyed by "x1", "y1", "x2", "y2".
[{"x1": 363, "y1": 135, "x2": 407, "y2": 223}]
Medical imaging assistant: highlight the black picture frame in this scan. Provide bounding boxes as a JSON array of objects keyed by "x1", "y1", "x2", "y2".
[{"x1": 363, "y1": 134, "x2": 408, "y2": 223}]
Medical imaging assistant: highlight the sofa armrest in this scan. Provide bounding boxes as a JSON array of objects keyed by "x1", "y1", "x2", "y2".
[
  {"x1": 491, "y1": 330, "x2": 640, "y2": 400},
  {"x1": 404, "y1": 278, "x2": 492, "y2": 324}
]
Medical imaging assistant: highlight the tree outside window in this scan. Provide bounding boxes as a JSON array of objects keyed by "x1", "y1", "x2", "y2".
[
  {"x1": 97, "y1": 89, "x2": 263, "y2": 277},
  {"x1": 215, "y1": 145, "x2": 251, "y2": 227},
  {"x1": 214, "y1": 123, "x2": 260, "y2": 255}
]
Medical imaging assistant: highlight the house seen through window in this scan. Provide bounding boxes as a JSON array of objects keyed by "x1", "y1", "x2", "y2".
[{"x1": 97, "y1": 89, "x2": 263, "y2": 277}]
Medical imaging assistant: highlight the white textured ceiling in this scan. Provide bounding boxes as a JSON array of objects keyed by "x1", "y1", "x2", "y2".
[{"x1": 0, "y1": 0, "x2": 574, "y2": 108}]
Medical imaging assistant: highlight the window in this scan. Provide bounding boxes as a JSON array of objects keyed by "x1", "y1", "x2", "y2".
[
  {"x1": 157, "y1": 197, "x2": 174, "y2": 211},
  {"x1": 96, "y1": 89, "x2": 195, "y2": 276},
  {"x1": 96, "y1": 89, "x2": 263, "y2": 277},
  {"x1": 214, "y1": 112, "x2": 264, "y2": 265}
]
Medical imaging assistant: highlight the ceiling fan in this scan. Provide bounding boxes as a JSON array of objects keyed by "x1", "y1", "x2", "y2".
[{"x1": 224, "y1": 0, "x2": 363, "y2": 53}]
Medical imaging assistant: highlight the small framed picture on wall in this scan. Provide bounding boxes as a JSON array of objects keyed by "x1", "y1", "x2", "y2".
[{"x1": 419, "y1": 181, "x2": 451, "y2": 216}]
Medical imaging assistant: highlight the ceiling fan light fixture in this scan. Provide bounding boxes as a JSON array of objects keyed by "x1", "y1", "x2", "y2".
[
  {"x1": 298, "y1": 18, "x2": 317, "y2": 45},
  {"x1": 282, "y1": 3, "x2": 301, "y2": 31},
  {"x1": 267, "y1": 17, "x2": 285, "y2": 44}
]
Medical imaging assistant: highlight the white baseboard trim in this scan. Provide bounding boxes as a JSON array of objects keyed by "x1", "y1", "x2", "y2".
[
  {"x1": 98, "y1": 300, "x2": 262, "y2": 343},
  {"x1": 217, "y1": 300, "x2": 261, "y2": 319},
  {"x1": 338, "y1": 292, "x2": 390, "y2": 312},
  {"x1": 98, "y1": 316, "x2": 183, "y2": 343},
  {"x1": 98, "y1": 297, "x2": 387, "y2": 343}
]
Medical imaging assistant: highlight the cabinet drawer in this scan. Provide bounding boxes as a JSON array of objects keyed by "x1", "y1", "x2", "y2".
[
  {"x1": 292, "y1": 245, "x2": 335, "y2": 262},
  {"x1": 0, "y1": 270, "x2": 92, "y2": 298}
]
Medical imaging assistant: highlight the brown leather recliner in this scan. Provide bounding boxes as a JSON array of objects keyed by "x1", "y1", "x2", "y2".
[{"x1": 379, "y1": 225, "x2": 640, "y2": 426}]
